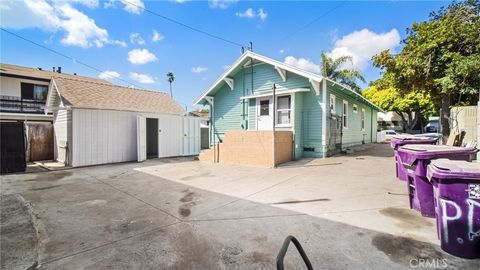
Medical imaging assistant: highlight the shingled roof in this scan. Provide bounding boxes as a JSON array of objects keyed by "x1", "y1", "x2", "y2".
[
  {"x1": 48, "y1": 76, "x2": 186, "y2": 115},
  {"x1": 0, "y1": 63, "x2": 110, "y2": 84}
]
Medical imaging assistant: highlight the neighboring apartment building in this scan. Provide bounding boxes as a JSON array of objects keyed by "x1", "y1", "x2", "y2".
[{"x1": 0, "y1": 64, "x2": 56, "y2": 122}]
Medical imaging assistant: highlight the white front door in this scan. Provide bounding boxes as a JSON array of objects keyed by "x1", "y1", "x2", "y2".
[{"x1": 257, "y1": 97, "x2": 273, "y2": 130}]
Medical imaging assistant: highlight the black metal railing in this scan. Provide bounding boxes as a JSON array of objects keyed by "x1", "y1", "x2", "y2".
[
  {"x1": 0, "y1": 95, "x2": 45, "y2": 114},
  {"x1": 276, "y1": 235, "x2": 313, "y2": 270}
]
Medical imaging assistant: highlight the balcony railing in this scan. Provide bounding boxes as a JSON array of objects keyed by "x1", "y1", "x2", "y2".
[{"x1": 0, "y1": 95, "x2": 46, "y2": 114}]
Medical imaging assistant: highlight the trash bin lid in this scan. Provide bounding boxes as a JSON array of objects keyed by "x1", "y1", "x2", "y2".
[
  {"x1": 390, "y1": 136, "x2": 438, "y2": 148},
  {"x1": 427, "y1": 159, "x2": 480, "y2": 180},
  {"x1": 401, "y1": 144, "x2": 476, "y2": 154},
  {"x1": 397, "y1": 145, "x2": 478, "y2": 166}
]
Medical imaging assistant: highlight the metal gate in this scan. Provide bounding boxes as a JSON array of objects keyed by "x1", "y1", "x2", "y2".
[
  {"x1": 327, "y1": 114, "x2": 343, "y2": 156},
  {"x1": 1, "y1": 122, "x2": 26, "y2": 173}
]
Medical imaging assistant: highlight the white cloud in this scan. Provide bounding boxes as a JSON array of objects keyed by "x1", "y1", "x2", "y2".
[
  {"x1": 129, "y1": 72, "x2": 155, "y2": 84},
  {"x1": 284, "y1": 56, "x2": 319, "y2": 74},
  {"x1": 257, "y1": 8, "x2": 267, "y2": 21},
  {"x1": 127, "y1": 49, "x2": 158, "y2": 64},
  {"x1": 236, "y1": 8, "x2": 255, "y2": 18},
  {"x1": 98, "y1": 70, "x2": 121, "y2": 80},
  {"x1": 191, "y1": 66, "x2": 208, "y2": 73},
  {"x1": 57, "y1": 4, "x2": 110, "y2": 47},
  {"x1": 209, "y1": 0, "x2": 237, "y2": 9},
  {"x1": 121, "y1": 0, "x2": 143, "y2": 14},
  {"x1": 151, "y1": 30, "x2": 164, "y2": 42},
  {"x1": 60, "y1": 0, "x2": 99, "y2": 9},
  {"x1": 0, "y1": 0, "x2": 123, "y2": 48},
  {"x1": 222, "y1": 65, "x2": 230, "y2": 70},
  {"x1": 279, "y1": 49, "x2": 285, "y2": 54},
  {"x1": 173, "y1": 0, "x2": 189, "y2": 3},
  {"x1": 328, "y1": 28, "x2": 401, "y2": 71},
  {"x1": 129, "y1": 33, "x2": 145, "y2": 45},
  {"x1": 112, "y1": 40, "x2": 127, "y2": 47},
  {"x1": 103, "y1": 0, "x2": 144, "y2": 14},
  {"x1": 236, "y1": 7, "x2": 267, "y2": 21}
]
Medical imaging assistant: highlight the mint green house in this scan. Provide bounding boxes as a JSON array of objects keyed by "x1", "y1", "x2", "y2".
[{"x1": 194, "y1": 52, "x2": 383, "y2": 159}]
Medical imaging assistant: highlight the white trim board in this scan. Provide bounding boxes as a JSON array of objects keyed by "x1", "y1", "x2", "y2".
[{"x1": 240, "y1": 88, "x2": 310, "y2": 100}]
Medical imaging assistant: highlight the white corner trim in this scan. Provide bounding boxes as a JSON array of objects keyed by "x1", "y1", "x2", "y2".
[
  {"x1": 310, "y1": 78, "x2": 321, "y2": 95},
  {"x1": 275, "y1": 65, "x2": 287, "y2": 82},
  {"x1": 224, "y1": 77, "x2": 234, "y2": 90}
]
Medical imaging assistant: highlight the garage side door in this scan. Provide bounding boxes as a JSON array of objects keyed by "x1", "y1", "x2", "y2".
[
  {"x1": 182, "y1": 117, "x2": 200, "y2": 156},
  {"x1": 158, "y1": 115, "x2": 183, "y2": 158},
  {"x1": 72, "y1": 109, "x2": 137, "y2": 167}
]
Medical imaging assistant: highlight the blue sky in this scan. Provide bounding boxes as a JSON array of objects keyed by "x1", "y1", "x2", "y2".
[{"x1": 1, "y1": 0, "x2": 448, "y2": 110}]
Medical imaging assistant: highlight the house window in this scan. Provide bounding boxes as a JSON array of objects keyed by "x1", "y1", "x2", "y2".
[
  {"x1": 330, "y1": 94, "x2": 336, "y2": 113},
  {"x1": 277, "y1": 95, "x2": 291, "y2": 125},
  {"x1": 361, "y1": 109, "x2": 365, "y2": 130},
  {"x1": 21, "y1": 83, "x2": 48, "y2": 101},
  {"x1": 353, "y1": 104, "x2": 358, "y2": 113},
  {"x1": 342, "y1": 100, "x2": 348, "y2": 129},
  {"x1": 260, "y1": 100, "x2": 269, "y2": 116}
]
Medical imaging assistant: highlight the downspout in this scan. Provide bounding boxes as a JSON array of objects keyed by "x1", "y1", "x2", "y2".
[
  {"x1": 321, "y1": 79, "x2": 327, "y2": 158},
  {"x1": 272, "y1": 83, "x2": 276, "y2": 168}
]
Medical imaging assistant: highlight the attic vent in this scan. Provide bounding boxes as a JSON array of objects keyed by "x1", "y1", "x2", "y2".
[{"x1": 303, "y1": 147, "x2": 315, "y2": 152}]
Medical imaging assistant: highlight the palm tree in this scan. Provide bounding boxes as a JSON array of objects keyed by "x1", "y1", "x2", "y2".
[
  {"x1": 320, "y1": 51, "x2": 366, "y2": 93},
  {"x1": 166, "y1": 72, "x2": 174, "y2": 98}
]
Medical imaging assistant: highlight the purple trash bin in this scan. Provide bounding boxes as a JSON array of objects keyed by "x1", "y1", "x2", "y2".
[
  {"x1": 390, "y1": 136, "x2": 438, "y2": 181},
  {"x1": 397, "y1": 145, "x2": 477, "y2": 218},
  {"x1": 427, "y1": 159, "x2": 480, "y2": 259}
]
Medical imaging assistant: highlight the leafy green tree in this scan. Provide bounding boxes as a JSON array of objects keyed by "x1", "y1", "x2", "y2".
[
  {"x1": 372, "y1": 0, "x2": 480, "y2": 138},
  {"x1": 363, "y1": 79, "x2": 436, "y2": 133},
  {"x1": 320, "y1": 51, "x2": 366, "y2": 93}
]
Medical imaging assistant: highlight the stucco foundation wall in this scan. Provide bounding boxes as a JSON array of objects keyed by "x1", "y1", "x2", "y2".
[{"x1": 216, "y1": 131, "x2": 292, "y2": 167}]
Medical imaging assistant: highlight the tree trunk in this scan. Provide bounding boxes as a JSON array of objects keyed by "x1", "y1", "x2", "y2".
[
  {"x1": 408, "y1": 111, "x2": 420, "y2": 134},
  {"x1": 440, "y1": 94, "x2": 451, "y2": 143},
  {"x1": 395, "y1": 111, "x2": 407, "y2": 133},
  {"x1": 406, "y1": 112, "x2": 414, "y2": 133}
]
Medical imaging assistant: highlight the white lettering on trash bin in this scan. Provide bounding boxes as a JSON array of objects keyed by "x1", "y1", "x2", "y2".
[
  {"x1": 440, "y1": 199, "x2": 462, "y2": 244},
  {"x1": 467, "y1": 199, "x2": 480, "y2": 241}
]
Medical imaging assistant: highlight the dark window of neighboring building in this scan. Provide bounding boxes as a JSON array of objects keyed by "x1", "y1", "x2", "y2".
[
  {"x1": 21, "y1": 83, "x2": 48, "y2": 101},
  {"x1": 21, "y1": 83, "x2": 34, "y2": 99}
]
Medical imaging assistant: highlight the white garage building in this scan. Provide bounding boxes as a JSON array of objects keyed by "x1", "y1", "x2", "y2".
[{"x1": 46, "y1": 76, "x2": 200, "y2": 167}]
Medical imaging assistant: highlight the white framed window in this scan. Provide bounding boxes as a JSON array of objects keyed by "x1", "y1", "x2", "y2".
[
  {"x1": 361, "y1": 109, "x2": 365, "y2": 130},
  {"x1": 330, "y1": 94, "x2": 336, "y2": 113},
  {"x1": 353, "y1": 104, "x2": 358, "y2": 113},
  {"x1": 342, "y1": 100, "x2": 348, "y2": 129},
  {"x1": 276, "y1": 95, "x2": 292, "y2": 125}
]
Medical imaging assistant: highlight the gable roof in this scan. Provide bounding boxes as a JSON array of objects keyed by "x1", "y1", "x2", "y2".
[
  {"x1": 193, "y1": 51, "x2": 383, "y2": 112},
  {"x1": 46, "y1": 76, "x2": 185, "y2": 115},
  {"x1": 0, "y1": 63, "x2": 110, "y2": 84}
]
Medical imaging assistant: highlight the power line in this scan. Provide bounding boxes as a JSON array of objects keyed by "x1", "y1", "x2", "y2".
[
  {"x1": 282, "y1": 1, "x2": 347, "y2": 40},
  {"x1": 1, "y1": 28, "x2": 195, "y2": 111},
  {"x1": 1, "y1": 27, "x2": 144, "y2": 88},
  {"x1": 123, "y1": 0, "x2": 244, "y2": 48}
]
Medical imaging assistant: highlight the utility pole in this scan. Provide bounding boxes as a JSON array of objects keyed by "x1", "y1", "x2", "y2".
[{"x1": 272, "y1": 83, "x2": 276, "y2": 168}]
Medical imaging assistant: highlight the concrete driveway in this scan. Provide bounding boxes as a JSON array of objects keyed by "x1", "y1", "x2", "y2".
[{"x1": 1, "y1": 144, "x2": 478, "y2": 269}]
